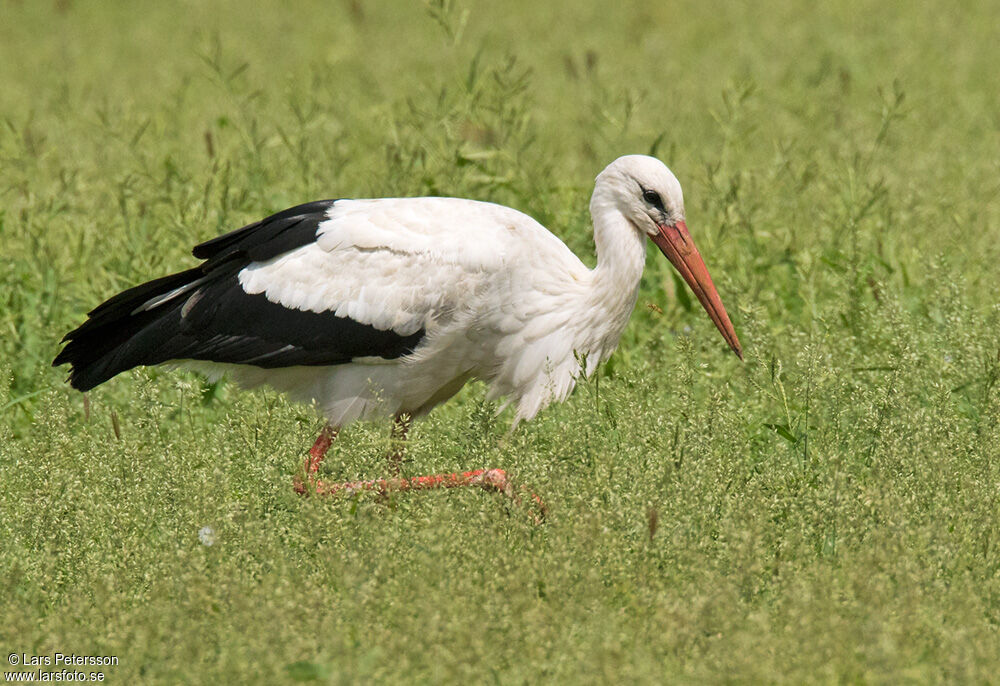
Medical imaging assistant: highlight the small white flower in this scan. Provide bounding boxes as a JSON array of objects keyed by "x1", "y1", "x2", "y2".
[{"x1": 198, "y1": 526, "x2": 216, "y2": 546}]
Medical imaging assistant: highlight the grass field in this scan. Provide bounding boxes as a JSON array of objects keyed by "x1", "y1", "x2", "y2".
[{"x1": 2, "y1": 0, "x2": 1000, "y2": 682}]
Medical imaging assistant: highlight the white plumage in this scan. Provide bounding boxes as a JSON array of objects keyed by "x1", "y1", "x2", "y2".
[
  {"x1": 191, "y1": 196, "x2": 613, "y2": 425},
  {"x1": 58, "y1": 155, "x2": 742, "y2": 438}
]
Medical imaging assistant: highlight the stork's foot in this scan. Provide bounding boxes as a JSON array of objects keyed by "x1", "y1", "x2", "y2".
[
  {"x1": 295, "y1": 468, "x2": 546, "y2": 524},
  {"x1": 291, "y1": 422, "x2": 544, "y2": 522}
]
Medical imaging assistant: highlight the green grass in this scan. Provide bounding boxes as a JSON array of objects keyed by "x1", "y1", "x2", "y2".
[{"x1": 2, "y1": 0, "x2": 1000, "y2": 682}]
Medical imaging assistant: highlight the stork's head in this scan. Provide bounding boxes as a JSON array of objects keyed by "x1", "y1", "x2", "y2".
[{"x1": 595, "y1": 155, "x2": 743, "y2": 359}]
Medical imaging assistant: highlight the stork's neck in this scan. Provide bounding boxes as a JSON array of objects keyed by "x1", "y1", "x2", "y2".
[
  {"x1": 579, "y1": 195, "x2": 647, "y2": 365},
  {"x1": 591, "y1": 202, "x2": 647, "y2": 283}
]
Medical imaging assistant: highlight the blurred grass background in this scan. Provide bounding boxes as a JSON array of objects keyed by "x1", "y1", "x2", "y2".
[{"x1": 2, "y1": 0, "x2": 999, "y2": 682}]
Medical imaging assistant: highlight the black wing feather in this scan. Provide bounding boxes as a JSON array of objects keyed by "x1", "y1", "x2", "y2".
[
  {"x1": 192, "y1": 199, "x2": 338, "y2": 261},
  {"x1": 54, "y1": 200, "x2": 426, "y2": 391}
]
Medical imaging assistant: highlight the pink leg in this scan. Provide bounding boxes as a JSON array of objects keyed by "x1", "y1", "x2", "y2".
[
  {"x1": 293, "y1": 421, "x2": 545, "y2": 523},
  {"x1": 312, "y1": 468, "x2": 546, "y2": 524},
  {"x1": 293, "y1": 424, "x2": 337, "y2": 494}
]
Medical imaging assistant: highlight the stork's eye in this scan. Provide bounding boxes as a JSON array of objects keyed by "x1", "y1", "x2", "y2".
[{"x1": 642, "y1": 189, "x2": 665, "y2": 211}]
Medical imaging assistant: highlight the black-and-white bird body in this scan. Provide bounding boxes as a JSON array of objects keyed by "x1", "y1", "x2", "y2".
[{"x1": 55, "y1": 155, "x2": 741, "y2": 432}]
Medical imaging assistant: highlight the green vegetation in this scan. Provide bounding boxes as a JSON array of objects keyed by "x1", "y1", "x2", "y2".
[{"x1": 2, "y1": 1, "x2": 999, "y2": 682}]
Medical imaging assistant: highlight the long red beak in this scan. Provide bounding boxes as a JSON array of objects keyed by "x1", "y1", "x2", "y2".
[{"x1": 650, "y1": 221, "x2": 743, "y2": 359}]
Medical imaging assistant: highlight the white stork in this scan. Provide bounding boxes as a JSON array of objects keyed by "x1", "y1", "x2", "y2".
[{"x1": 54, "y1": 155, "x2": 741, "y2": 513}]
